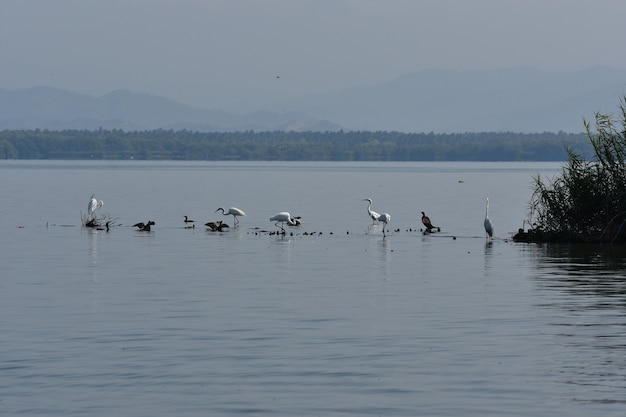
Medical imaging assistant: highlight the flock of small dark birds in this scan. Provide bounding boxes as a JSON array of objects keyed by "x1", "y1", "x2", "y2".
[{"x1": 82, "y1": 194, "x2": 495, "y2": 240}]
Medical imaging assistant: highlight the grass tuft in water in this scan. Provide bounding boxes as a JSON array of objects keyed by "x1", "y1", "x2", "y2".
[{"x1": 528, "y1": 96, "x2": 626, "y2": 243}]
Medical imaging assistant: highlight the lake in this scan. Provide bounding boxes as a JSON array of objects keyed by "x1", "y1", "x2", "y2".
[{"x1": 1, "y1": 160, "x2": 626, "y2": 416}]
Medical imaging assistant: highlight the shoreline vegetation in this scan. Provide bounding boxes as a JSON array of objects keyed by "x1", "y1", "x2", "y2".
[
  {"x1": 518, "y1": 97, "x2": 626, "y2": 244},
  {"x1": 0, "y1": 129, "x2": 590, "y2": 161}
]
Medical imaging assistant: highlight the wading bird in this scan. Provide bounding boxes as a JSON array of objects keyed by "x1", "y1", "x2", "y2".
[
  {"x1": 484, "y1": 198, "x2": 494, "y2": 241},
  {"x1": 215, "y1": 207, "x2": 246, "y2": 225},
  {"x1": 288, "y1": 216, "x2": 302, "y2": 227},
  {"x1": 270, "y1": 212, "x2": 300, "y2": 231},
  {"x1": 421, "y1": 211, "x2": 440, "y2": 233},
  {"x1": 379, "y1": 212, "x2": 391, "y2": 237},
  {"x1": 363, "y1": 198, "x2": 380, "y2": 224},
  {"x1": 205, "y1": 220, "x2": 229, "y2": 232},
  {"x1": 133, "y1": 220, "x2": 155, "y2": 231},
  {"x1": 88, "y1": 194, "x2": 103, "y2": 219},
  {"x1": 96, "y1": 220, "x2": 113, "y2": 232}
]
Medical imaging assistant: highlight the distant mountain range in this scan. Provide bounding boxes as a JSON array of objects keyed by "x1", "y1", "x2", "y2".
[
  {"x1": 2, "y1": 67, "x2": 625, "y2": 133},
  {"x1": 276, "y1": 66, "x2": 626, "y2": 133},
  {"x1": 0, "y1": 87, "x2": 339, "y2": 132}
]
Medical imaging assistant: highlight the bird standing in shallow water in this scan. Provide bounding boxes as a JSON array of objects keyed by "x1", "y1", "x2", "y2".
[
  {"x1": 270, "y1": 212, "x2": 300, "y2": 231},
  {"x1": 421, "y1": 211, "x2": 440, "y2": 233},
  {"x1": 205, "y1": 220, "x2": 229, "y2": 232},
  {"x1": 133, "y1": 220, "x2": 155, "y2": 231},
  {"x1": 363, "y1": 198, "x2": 380, "y2": 224},
  {"x1": 288, "y1": 216, "x2": 302, "y2": 227},
  {"x1": 378, "y1": 212, "x2": 391, "y2": 237},
  {"x1": 87, "y1": 194, "x2": 103, "y2": 220},
  {"x1": 484, "y1": 198, "x2": 494, "y2": 241},
  {"x1": 215, "y1": 207, "x2": 246, "y2": 225}
]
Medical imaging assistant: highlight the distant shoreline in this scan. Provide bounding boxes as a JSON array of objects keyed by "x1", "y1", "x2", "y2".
[{"x1": 0, "y1": 129, "x2": 590, "y2": 161}]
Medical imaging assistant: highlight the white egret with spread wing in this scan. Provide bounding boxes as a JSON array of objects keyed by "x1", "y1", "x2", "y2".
[
  {"x1": 87, "y1": 194, "x2": 103, "y2": 220},
  {"x1": 215, "y1": 207, "x2": 246, "y2": 225}
]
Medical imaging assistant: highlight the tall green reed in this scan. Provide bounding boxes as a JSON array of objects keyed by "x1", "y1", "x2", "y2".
[{"x1": 530, "y1": 97, "x2": 626, "y2": 241}]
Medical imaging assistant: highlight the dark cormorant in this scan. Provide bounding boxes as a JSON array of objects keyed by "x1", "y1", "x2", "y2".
[
  {"x1": 133, "y1": 221, "x2": 155, "y2": 231},
  {"x1": 421, "y1": 211, "x2": 440, "y2": 233},
  {"x1": 205, "y1": 220, "x2": 229, "y2": 232}
]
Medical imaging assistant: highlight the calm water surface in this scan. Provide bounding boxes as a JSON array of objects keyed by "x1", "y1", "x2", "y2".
[{"x1": 1, "y1": 161, "x2": 626, "y2": 416}]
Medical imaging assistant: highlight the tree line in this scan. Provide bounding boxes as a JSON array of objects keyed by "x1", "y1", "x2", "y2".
[{"x1": 0, "y1": 129, "x2": 591, "y2": 161}]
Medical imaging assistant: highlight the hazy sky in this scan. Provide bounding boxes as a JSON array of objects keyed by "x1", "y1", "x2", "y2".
[{"x1": 2, "y1": 0, "x2": 626, "y2": 111}]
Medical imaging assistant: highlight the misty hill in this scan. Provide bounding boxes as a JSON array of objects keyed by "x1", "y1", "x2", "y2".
[
  {"x1": 274, "y1": 66, "x2": 626, "y2": 133},
  {"x1": 0, "y1": 87, "x2": 339, "y2": 132},
  {"x1": 1, "y1": 67, "x2": 625, "y2": 133}
]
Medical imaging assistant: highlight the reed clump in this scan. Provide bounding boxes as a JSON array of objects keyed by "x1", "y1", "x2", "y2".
[{"x1": 527, "y1": 97, "x2": 626, "y2": 243}]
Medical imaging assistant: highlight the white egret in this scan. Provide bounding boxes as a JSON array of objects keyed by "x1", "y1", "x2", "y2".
[
  {"x1": 215, "y1": 207, "x2": 246, "y2": 225},
  {"x1": 379, "y1": 212, "x2": 391, "y2": 236},
  {"x1": 270, "y1": 212, "x2": 300, "y2": 231},
  {"x1": 87, "y1": 194, "x2": 103, "y2": 219},
  {"x1": 484, "y1": 198, "x2": 494, "y2": 241},
  {"x1": 421, "y1": 211, "x2": 439, "y2": 232},
  {"x1": 363, "y1": 198, "x2": 380, "y2": 224}
]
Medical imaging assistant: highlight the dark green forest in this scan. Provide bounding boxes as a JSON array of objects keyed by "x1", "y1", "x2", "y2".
[{"x1": 0, "y1": 129, "x2": 591, "y2": 161}]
